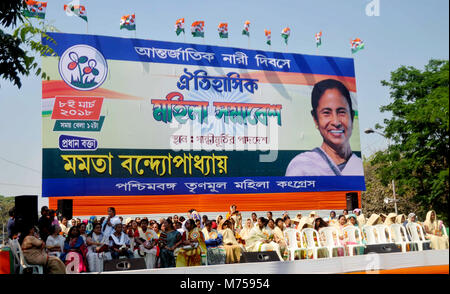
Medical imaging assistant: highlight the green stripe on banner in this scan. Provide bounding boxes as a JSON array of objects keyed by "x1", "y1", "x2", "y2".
[
  {"x1": 42, "y1": 148, "x2": 362, "y2": 179},
  {"x1": 42, "y1": 110, "x2": 52, "y2": 117}
]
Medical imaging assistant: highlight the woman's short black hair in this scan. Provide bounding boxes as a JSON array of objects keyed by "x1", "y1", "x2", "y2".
[{"x1": 311, "y1": 79, "x2": 355, "y2": 122}]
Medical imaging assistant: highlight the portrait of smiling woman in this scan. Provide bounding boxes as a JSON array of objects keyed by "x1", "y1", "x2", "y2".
[{"x1": 285, "y1": 79, "x2": 364, "y2": 176}]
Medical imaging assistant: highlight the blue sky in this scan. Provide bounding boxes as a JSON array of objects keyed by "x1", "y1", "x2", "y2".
[{"x1": 0, "y1": 0, "x2": 449, "y2": 204}]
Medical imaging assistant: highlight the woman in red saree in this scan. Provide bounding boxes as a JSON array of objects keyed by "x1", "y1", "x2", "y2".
[{"x1": 60, "y1": 226, "x2": 88, "y2": 273}]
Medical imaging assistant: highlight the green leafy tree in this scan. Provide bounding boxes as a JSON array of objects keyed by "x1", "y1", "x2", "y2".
[
  {"x1": 372, "y1": 59, "x2": 449, "y2": 223},
  {"x1": 0, "y1": 0, "x2": 57, "y2": 89}
]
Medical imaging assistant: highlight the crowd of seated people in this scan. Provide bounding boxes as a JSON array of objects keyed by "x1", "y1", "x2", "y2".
[{"x1": 5, "y1": 204, "x2": 448, "y2": 274}]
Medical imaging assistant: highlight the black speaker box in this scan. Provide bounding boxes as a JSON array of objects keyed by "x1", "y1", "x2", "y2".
[
  {"x1": 57, "y1": 199, "x2": 73, "y2": 220},
  {"x1": 346, "y1": 192, "x2": 359, "y2": 211},
  {"x1": 103, "y1": 258, "x2": 147, "y2": 272},
  {"x1": 364, "y1": 243, "x2": 402, "y2": 254},
  {"x1": 14, "y1": 195, "x2": 38, "y2": 233},
  {"x1": 240, "y1": 251, "x2": 280, "y2": 263}
]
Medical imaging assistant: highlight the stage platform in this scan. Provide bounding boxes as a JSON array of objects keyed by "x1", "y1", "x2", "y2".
[{"x1": 100, "y1": 249, "x2": 449, "y2": 274}]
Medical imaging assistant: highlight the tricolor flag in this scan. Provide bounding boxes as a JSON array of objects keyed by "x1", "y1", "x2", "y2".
[
  {"x1": 120, "y1": 14, "x2": 136, "y2": 31},
  {"x1": 265, "y1": 29, "x2": 271, "y2": 45},
  {"x1": 315, "y1": 31, "x2": 322, "y2": 47},
  {"x1": 191, "y1": 21, "x2": 205, "y2": 38},
  {"x1": 175, "y1": 18, "x2": 185, "y2": 36},
  {"x1": 22, "y1": 0, "x2": 47, "y2": 19},
  {"x1": 351, "y1": 38, "x2": 365, "y2": 53},
  {"x1": 64, "y1": 3, "x2": 88, "y2": 22},
  {"x1": 242, "y1": 20, "x2": 250, "y2": 37},
  {"x1": 281, "y1": 27, "x2": 290, "y2": 44},
  {"x1": 218, "y1": 23, "x2": 228, "y2": 38}
]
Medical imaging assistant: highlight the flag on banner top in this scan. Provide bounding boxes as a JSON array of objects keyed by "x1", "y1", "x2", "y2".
[
  {"x1": 281, "y1": 27, "x2": 290, "y2": 44},
  {"x1": 64, "y1": 3, "x2": 88, "y2": 22},
  {"x1": 242, "y1": 20, "x2": 250, "y2": 36},
  {"x1": 120, "y1": 14, "x2": 136, "y2": 31},
  {"x1": 351, "y1": 38, "x2": 365, "y2": 53},
  {"x1": 175, "y1": 18, "x2": 185, "y2": 36},
  {"x1": 218, "y1": 22, "x2": 228, "y2": 38},
  {"x1": 22, "y1": 0, "x2": 47, "y2": 19},
  {"x1": 265, "y1": 29, "x2": 271, "y2": 45},
  {"x1": 315, "y1": 31, "x2": 322, "y2": 47},
  {"x1": 191, "y1": 21, "x2": 205, "y2": 37}
]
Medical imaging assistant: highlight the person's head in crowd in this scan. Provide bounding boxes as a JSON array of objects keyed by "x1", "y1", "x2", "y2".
[
  {"x1": 173, "y1": 215, "x2": 179, "y2": 223},
  {"x1": 99, "y1": 217, "x2": 106, "y2": 225},
  {"x1": 348, "y1": 214, "x2": 357, "y2": 226},
  {"x1": 245, "y1": 218, "x2": 253, "y2": 229},
  {"x1": 107, "y1": 207, "x2": 116, "y2": 218},
  {"x1": 67, "y1": 226, "x2": 81, "y2": 242},
  {"x1": 202, "y1": 215, "x2": 208, "y2": 225},
  {"x1": 338, "y1": 215, "x2": 347, "y2": 226},
  {"x1": 118, "y1": 216, "x2": 123, "y2": 224},
  {"x1": 61, "y1": 216, "x2": 68, "y2": 226},
  {"x1": 296, "y1": 212, "x2": 302, "y2": 219},
  {"x1": 159, "y1": 218, "x2": 165, "y2": 225},
  {"x1": 140, "y1": 218, "x2": 149, "y2": 231},
  {"x1": 257, "y1": 217, "x2": 268, "y2": 229},
  {"x1": 251, "y1": 213, "x2": 257, "y2": 223},
  {"x1": 205, "y1": 220, "x2": 213, "y2": 232},
  {"x1": 275, "y1": 218, "x2": 284, "y2": 230},
  {"x1": 353, "y1": 209, "x2": 361, "y2": 216},
  {"x1": 151, "y1": 222, "x2": 160, "y2": 233},
  {"x1": 195, "y1": 219, "x2": 201, "y2": 229},
  {"x1": 229, "y1": 217, "x2": 236, "y2": 229},
  {"x1": 408, "y1": 213, "x2": 416, "y2": 223},
  {"x1": 343, "y1": 209, "x2": 349, "y2": 216},
  {"x1": 216, "y1": 215, "x2": 223, "y2": 224},
  {"x1": 131, "y1": 220, "x2": 138, "y2": 231},
  {"x1": 330, "y1": 211, "x2": 336, "y2": 220},
  {"x1": 266, "y1": 211, "x2": 273, "y2": 220},
  {"x1": 187, "y1": 209, "x2": 195, "y2": 219},
  {"x1": 9, "y1": 207, "x2": 15, "y2": 219},
  {"x1": 41, "y1": 206, "x2": 49, "y2": 217},
  {"x1": 167, "y1": 216, "x2": 173, "y2": 222},
  {"x1": 75, "y1": 218, "x2": 81, "y2": 226},
  {"x1": 179, "y1": 216, "x2": 186, "y2": 223},
  {"x1": 49, "y1": 224, "x2": 61, "y2": 237},
  {"x1": 163, "y1": 219, "x2": 174, "y2": 232},
  {"x1": 70, "y1": 219, "x2": 77, "y2": 227},
  {"x1": 114, "y1": 223, "x2": 123, "y2": 235},
  {"x1": 267, "y1": 218, "x2": 275, "y2": 230},
  {"x1": 185, "y1": 219, "x2": 196, "y2": 231},
  {"x1": 221, "y1": 220, "x2": 230, "y2": 231},
  {"x1": 175, "y1": 222, "x2": 182, "y2": 230},
  {"x1": 282, "y1": 212, "x2": 289, "y2": 218},
  {"x1": 135, "y1": 217, "x2": 141, "y2": 226},
  {"x1": 284, "y1": 216, "x2": 292, "y2": 228},
  {"x1": 78, "y1": 223, "x2": 87, "y2": 235},
  {"x1": 314, "y1": 217, "x2": 328, "y2": 231},
  {"x1": 49, "y1": 209, "x2": 56, "y2": 220},
  {"x1": 90, "y1": 223, "x2": 102, "y2": 237},
  {"x1": 380, "y1": 214, "x2": 387, "y2": 223}
]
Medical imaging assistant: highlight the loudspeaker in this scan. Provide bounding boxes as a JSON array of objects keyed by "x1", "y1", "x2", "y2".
[
  {"x1": 364, "y1": 244, "x2": 402, "y2": 254},
  {"x1": 103, "y1": 258, "x2": 146, "y2": 272},
  {"x1": 240, "y1": 251, "x2": 280, "y2": 263},
  {"x1": 57, "y1": 199, "x2": 73, "y2": 220},
  {"x1": 346, "y1": 192, "x2": 359, "y2": 211},
  {"x1": 15, "y1": 195, "x2": 38, "y2": 233}
]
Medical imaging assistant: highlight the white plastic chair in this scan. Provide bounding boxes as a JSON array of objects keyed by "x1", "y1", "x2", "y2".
[
  {"x1": 442, "y1": 224, "x2": 448, "y2": 237},
  {"x1": 10, "y1": 239, "x2": 43, "y2": 274},
  {"x1": 300, "y1": 228, "x2": 328, "y2": 259},
  {"x1": 389, "y1": 224, "x2": 413, "y2": 252},
  {"x1": 406, "y1": 222, "x2": 431, "y2": 251},
  {"x1": 319, "y1": 227, "x2": 345, "y2": 258},
  {"x1": 374, "y1": 224, "x2": 393, "y2": 243},
  {"x1": 362, "y1": 225, "x2": 378, "y2": 245},
  {"x1": 284, "y1": 228, "x2": 303, "y2": 261},
  {"x1": 342, "y1": 226, "x2": 366, "y2": 256}
]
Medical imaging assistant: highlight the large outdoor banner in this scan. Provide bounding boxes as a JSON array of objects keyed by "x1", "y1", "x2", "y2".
[{"x1": 42, "y1": 33, "x2": 365, "y2": 198}]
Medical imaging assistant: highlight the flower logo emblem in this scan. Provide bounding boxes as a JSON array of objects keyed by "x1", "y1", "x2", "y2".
[{"x1": 59, "y1": 44, "x2": 108, "y2": 91}]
